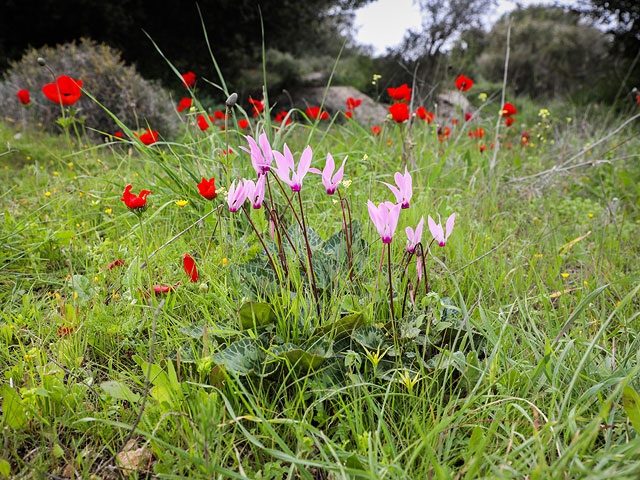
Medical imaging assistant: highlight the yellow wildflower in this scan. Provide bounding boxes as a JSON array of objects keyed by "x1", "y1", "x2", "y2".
[{"x1": 175, "y1": 200, "x2": 188, "y2": 207}]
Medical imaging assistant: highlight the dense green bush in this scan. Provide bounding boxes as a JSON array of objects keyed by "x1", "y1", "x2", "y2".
[{"x1": 0, "y1": 38, "x2": 180, "y2": 138}]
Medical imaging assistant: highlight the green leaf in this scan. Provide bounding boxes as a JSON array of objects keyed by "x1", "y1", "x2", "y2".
[
  {"x1": 100, "y1": 380, "x2": 140, "y2": 403},
  {"x1": 318, "y1": 312, "x2": 365, "y2": 337},
  {"x1": 0, "y1": 459, "x2": 10, "y2": 479},
  {"x1": 1, "y1": 385, "x2": 27, "y2": 430},
  {"x1": 66, "y1": 274, "x2": 93, "y2": 301},
  {"x1": 353, "y1": 326, "x2": 387, "y2": 350},
  {"x1": 622, "y1": 386, "x2": 640, "y2": 433},
  {"x1": 238, "y1": 302, "x2": 276, "y2": 329},
  {"x1": 213, "y1": 338, "x2": 271, "y2": 377},
  {"x1": 272, "y1": 338, "x2": 333, "y2": 370}
]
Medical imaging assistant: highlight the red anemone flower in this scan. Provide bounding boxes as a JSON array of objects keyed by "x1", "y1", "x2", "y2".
[
  {"x1": 346, "y1": 97, "x2": 361, "y2": 110},
  {"x1": 177, "y1": 97, "x2": 192, "y2": 112},
  {"x1": 501, "y1": 103, "x2": 517, "y2": 117},
  {"x1": 414, "y1": 107, "x2": 434, "y2": 123},
  {"x1": 452, "y1": 119, "x2": 458, "y2": 125},
  {"x1": 42, "y1": 75, "x2": 83, "y2": 106},
  {"x1": 197, "y1": 114, "x2": 214, "y2": 131},
  {"x1": 137, "y1": 129, "x2": 158, "y2": 145},
  {"x1": 248, "y1": 97, "x2": 264, "y2": 117},
  {"x1": 214, "y1": 110, "x2": 226, "y2": 120},
  {"x1": 274, "y1": 111, "x2": 291, "y2": 126},
  {"x1": 455, "y1": 75, "x2": 473, "y2": 92},
  {"x1": 637, "y1": 94, "x2": 640, "y2": 105},
  {"x1": 465, "y1": 112, "x2": 473, "y2": 121},
  {"x1": 197, "y1": 177, "x2": 217, "y2": 200},
  {"x1": 238, "y1": 119, "x2": 249, "y2": 129},
  {"x1": 105, "y1": 259, "x2": 126, "y2": 270},
  {"x1": 345, "y1": 111, "x2": 353, "y2": 119},
  {"x1": 114, "y1": 131, "x2": 123, "y2": 138},
  {"x1": 505, "y1": 116, "x2": 515, "y2": 127},
  {"x1": 389, "y1": 102, "x2": 409, "y2": 123},
  {"x1": 479, "y1": 144, "x2": 487, "y2": 153},
  {"x1": 182, "y1": 71, "x2": 196, "y2": 88},
  {"x1": 468, "y1": 127, "x2": 485, "y2": 139},
  {"x1": 437, "y1": 126, "x2": 450, "y2": 141},
  {"x1": 183, "y1": 254, "x2": 199, "y2": 282},
  {"x1": 306, "y1": 106, "x2": 329, "y2": 120},
  {"x1": 121, "y1": 185, "x2": 152, "y2": 210},
  {"x1": 387, "y1": 84, "x2": 411, "y2": 102},
  {"x1": 17, "y1": 89, "x2": 30, "y2": 105},
  {"x1": 153, "y1": 283, "x2": 181, "y2": 294},
  {"x1": 371, "y1": 126, "x2": 381, "y2": 136}
]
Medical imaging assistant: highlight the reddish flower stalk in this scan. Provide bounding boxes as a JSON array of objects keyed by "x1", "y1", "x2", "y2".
[
  {"x1": 297, "y1": 191, "x2": 321, "y2": 318},
  {"x1": 241, "y1": 205, "x2": 279, "y2": 282},
  {"x1": 337, "y1": 189, "x2": 354, "y2": 281}
]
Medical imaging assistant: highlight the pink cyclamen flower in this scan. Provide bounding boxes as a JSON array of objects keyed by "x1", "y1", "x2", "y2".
[
  {"x1": 309, "y1": 152, "x2": 346, "y2": 195},
  {"x1": 367, "y1": 201, "x2": 402, "y2": 244},
  {"x1": 227, "y1": 180, "x2": 249, "y2": 212},
  {"x1": 239, "y1": 129, "x2": 273, "y2": 175},
  {"x1": 405, "y1": 217, "x2": 424, "y2": 253},
  {"x1": 382, "y1": 167, "x2": 413, "y2": 209},
  {"x1": 244, "y1": 175, "x2": 266, "y2": 209},
  {"x1": 428, "y1": 213, "x2": 456, "y2": 247},
  {"x1": 273, "y1": 144, "x2": 312, "y2": 192}
]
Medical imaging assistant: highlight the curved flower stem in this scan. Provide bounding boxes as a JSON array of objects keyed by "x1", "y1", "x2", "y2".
[
  {"x1": 337, "y1": 189, "x2": 353, "y2": 281},
  {"x1": 242, "y1": 206, "x2": 280, "y2": 285},
  {"x1": 387, "y1": 242, "x2": 395, "y2": 327},
  {"x1": 415, "y1": 242, "x2": 430, "y2": 296},
  {"x1": 265, "y1": 175, "x2": 288, "y2": 274},
  {"x1": 271, "y1": 209, "x2": 307, "y2": 274},
  {"x1": 137, "y1": 214, "x2": 154, "y2": 300},
  {"x1": 271, "y1": 173, "x2": 304, "y2": 231},
  {"x1": 297, "y1": 191, "x2": 321, "y2": 319}
]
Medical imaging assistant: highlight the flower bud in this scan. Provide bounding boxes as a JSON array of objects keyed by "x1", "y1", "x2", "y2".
[
  {"x1": 225, "y1": 93, "x2": 238, "y2": 108},
  {"x1": 37, "y1": 57, "x2": 47, "y2": 66}
]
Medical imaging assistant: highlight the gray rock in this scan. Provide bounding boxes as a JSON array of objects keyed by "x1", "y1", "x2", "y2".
[
  {"x1": 273, "y1": 86, "x2": 389, "y2": 125},
  {"x1": 436, "y1": 90, "x2": 472, "y2": 118}
]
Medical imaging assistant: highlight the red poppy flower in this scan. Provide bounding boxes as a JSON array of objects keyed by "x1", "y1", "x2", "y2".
[
  {"x1": 346, "y1": 97, "x2": 361, "y2": 110},
  {"x1": 387, "y1": 84, "x2": 411, "y2": 102},
  {"x1": 637, "y1": 94, "x2": 640, "y2": 105},
  {"x1": 114, "y1": 131, "x2": 123, "y2": 138},
  {"x1": 501, "y1": 103, "x2": 517, "y2": 117},
  {"x1": 214, "y1": 110, "x2": 226, "y2": 120},
  {"x1": 16, "y1": 89, "x2": 30, "y2": 105},
  {"x1": 238, "y1": 119, "x2": 249, "y2": 129},
  {"x1": 177, "y1": 97, "x2": 192, "y2": 112},
  {"x1": 121, "y1": 185, "x2": 152, "y2": 210},
  {"x1": 452, "y1": 119, "x2": 458, "y2": 125},
  {"x1": 371, "y1": 126, "x2": 381, "y2": 136},
  {"x1": 437, "y1": 126, "x2": 450, "y2": 141},
  {"x1": 42, "y1": 75, "x2": 83, "y2": 106},
  {"x1": 105, "y1": 259, "x2": 126, "y2": 270},
  {"x1": 306, "y1": 106, "x2": 329, "y2": 120},
  {"x1": 248, "y1": 97, "x2": 264, "y2": 117},
  {"x1": 182, "y1": 71, "x2": 196, "y2": 88},
  {"x1": 479, "y1": 144, "x2": 486, "y2": 153},
  {"x1": 274, "y1": 111, "x2": 291, "y2": 126},
  {"x1": 197, "y1": 177, "x2": 217, "y2": 200},
  {"x1": 465, "y1": 113, "x2": 473, "y2": 122},
  {"x1": 389, "y1": 102, "x2": 409, "y2": 123},
  {"x1": 521, "y1": 130, "x2": 530, "y2": 146},
  {"x1": 455, "y1": 75, "x2": 473, "y2": 92},
  {"x1": 505, "y1": 117, "x2": 515, "y2": 127},
  {"x1": 183, "y1": 254, "x2": 199, "y2": 282},
  {"x1": 137, "y1": 129, "x2": 158, "y2": 145},
  {"x1": 345, "y1": 111, "x2": 353, "y2": 119}
]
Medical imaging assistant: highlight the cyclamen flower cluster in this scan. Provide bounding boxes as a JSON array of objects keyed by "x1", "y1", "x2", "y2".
[{"x1": 368, "y1": 167, "x2": 456, "y2": 249}]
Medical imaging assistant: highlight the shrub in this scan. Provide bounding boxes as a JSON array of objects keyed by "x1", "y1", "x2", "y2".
[{"x1": 0, "y1": 38, "x2": 180, "y2": 138}]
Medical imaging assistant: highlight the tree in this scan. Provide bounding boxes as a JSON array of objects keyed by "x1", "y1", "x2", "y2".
[
  {"x1": 0, "y1": 0, "x2": 372, "y2": 94},
  {"x1": 477, "y1": 6, "x2": 613, "y2": 99},
  {"x1": 380, "y1": 0, "x2": 495, "y2": 100}
]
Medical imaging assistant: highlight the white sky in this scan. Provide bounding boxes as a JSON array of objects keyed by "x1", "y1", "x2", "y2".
[{"x1": 354, "y1": 0, "x2": 580, "y2": 55}]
